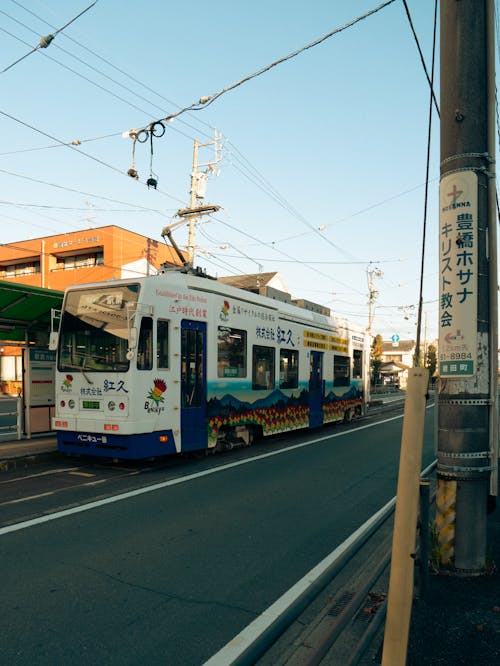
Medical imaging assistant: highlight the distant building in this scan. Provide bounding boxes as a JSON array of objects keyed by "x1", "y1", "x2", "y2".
[
  {"x1": 0, "y1": 225, "x2": 183, "y2": 291},
  {"x1": 380, "y1": 339, "x2": 416, "y2": 388}
]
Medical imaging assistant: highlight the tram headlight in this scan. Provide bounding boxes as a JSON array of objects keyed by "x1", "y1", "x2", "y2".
[
  {"x1": 108, "y1": 400, "x2": 116, "y2": 411},
  {"x1": 68, "y1": 399, "x2": 75, "y2": 409}
]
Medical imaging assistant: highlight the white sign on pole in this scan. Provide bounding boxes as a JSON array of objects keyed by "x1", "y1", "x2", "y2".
[{"x1": 438, "y1": 171, "x2": 478, "y2": 377}]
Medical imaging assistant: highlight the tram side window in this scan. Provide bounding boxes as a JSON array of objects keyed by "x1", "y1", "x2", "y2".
[
  {"x1": 280, "y1": 349, "x2": 299, "y2": 389},
  {"x1": 252, "y1": 345, "x2": 275, "y2": 390},
  {"x1": 334, "y1": 355, "x2": 350, "y2": 387},
  {"x1": 157, "y1": 319, "x2": 169, "y2": 369},
  {"x1": 217, "y1": 326, "x2": 247, "y2": 378},
  {"x1": 137, "y1": 316, "x2": 153, "y2": 370},
  {"x1": 353, "y1": 349, "x2": 363, "y2": 378}
]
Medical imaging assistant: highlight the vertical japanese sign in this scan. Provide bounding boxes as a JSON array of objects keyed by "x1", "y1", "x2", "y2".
[{"x1": 439, "y1": 172, "x2": 478, "y2": 377}]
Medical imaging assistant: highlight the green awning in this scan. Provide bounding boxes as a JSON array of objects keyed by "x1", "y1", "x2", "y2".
[{"x1": 0, "y1": 280, "x2": 63, "y2": 344}]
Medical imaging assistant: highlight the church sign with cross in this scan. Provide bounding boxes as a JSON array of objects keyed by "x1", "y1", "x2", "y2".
[{"x1": 438, "y1": 172, "x2": 478, "y2": 377}]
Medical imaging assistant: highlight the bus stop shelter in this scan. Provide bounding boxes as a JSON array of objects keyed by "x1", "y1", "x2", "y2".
[{"x1": 0, "y1": 281, "x2": 63, "y2": 440}]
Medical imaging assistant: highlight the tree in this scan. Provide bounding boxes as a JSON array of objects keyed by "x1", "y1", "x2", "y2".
[
  {"x1": 425, "y1": 344, "x2": 437, "y2": 380},
  {"x1": 370, "y1": 334, "x2": 383, "y2": 386}
]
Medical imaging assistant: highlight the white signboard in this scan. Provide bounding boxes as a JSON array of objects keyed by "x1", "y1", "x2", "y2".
[{"x1": 438, "y1": 171, "x2": 478, "y2": 377}]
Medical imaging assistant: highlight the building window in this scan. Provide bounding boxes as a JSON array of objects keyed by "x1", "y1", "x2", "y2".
[
  {"x1": 1, "y1": 260, "x2": 40, "y2": 278},
  {"x1": 217, "y1": 326, "x2": 247, "y2": 378},
  {"x1": 54, "y1": 250, "x2": 104, "y2": 271},
  {"x1": 252, "y1": 345, "x2": 275, "y2": 390},
  {"x1": 280, "y1": 349, "x2": 299, "y2": 389}
]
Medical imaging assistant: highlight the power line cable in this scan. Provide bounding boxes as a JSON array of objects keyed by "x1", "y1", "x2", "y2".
[
  {"x1": 212, "y1": 214, "x2": 365, "y2": 295},
  {"x1": 1, "y1": 0, "x2": 98, "y2": 73},
  {"x1": 131, "y1": 1, "x2": 397, "y2": 137},
  {"x1": 401, "y1": 0, "x2": 440, "y2": 117},
  {"x1": 0, "y1": 107, "x2": 185, "y2": 204},
  {"x1": 0, "y1": 166, "x2": 170, "y2": 213},
  {"x1": 8, "y1": 0, "x2": 217, "y2": 139},
  {"x1": 413, "y1": 0, "x2": 438, "y2": 365}
]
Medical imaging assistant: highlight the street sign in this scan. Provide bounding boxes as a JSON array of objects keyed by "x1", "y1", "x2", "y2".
[{"x1": 438, "y1": 172, "x2": 478, "y2": 377}]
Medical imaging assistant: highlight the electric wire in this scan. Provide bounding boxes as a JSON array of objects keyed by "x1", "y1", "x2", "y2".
[
  {"x1": 401, "y1": 0, "x2": 440, "y2": 117},
  {"x1": 414, "y1": 0, "x2": 438, "y2": 365},
  {"x1": 0, "y1": 132, "x2": 121, "y2": 156},
  {"x1": 8, "y1": 0, "x2": 217, "y2": 140},
  {"x1": 0, "y1": 166, "x2": 171, "y2": 213},
  {"x1": 211, "y1": 214, "x2": 365, "y2": 295},
  {"x1": 0, "y1": 108, "x2": 185, "y2": 205},
  {"x1": 1, "y1": 1, "x2": 98, "y2": 73},
  {"x1": 132, "y1": 1, "x2": 397, "y2": 134}
]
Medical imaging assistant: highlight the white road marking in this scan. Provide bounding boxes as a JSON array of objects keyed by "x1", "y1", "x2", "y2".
[
  {"x1": 0, "y1": 467, "x2": 80, "y2": 485},
  {"x1": 0, "y1": 414, "x2": 405, "y2": 537},
  {"x1": 4, "y1": 491, "x2": 55, "y2": 505}
]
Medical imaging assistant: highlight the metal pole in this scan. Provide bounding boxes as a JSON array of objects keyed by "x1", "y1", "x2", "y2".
[{"x1": 437, "y1": 0, "x2": 491, "y2": 572}]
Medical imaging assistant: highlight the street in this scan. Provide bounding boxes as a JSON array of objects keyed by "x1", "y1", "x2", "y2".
[{"x1": 0, "y1": 408, "x2": 436, "y2": 665}]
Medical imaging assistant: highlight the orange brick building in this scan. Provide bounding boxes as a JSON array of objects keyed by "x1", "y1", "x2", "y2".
[{"x1": 0, "y1": 225, "x2": 183, "y2": 291}]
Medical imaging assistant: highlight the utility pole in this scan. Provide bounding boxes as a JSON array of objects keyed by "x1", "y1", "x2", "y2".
[
  {"x1": 185, "y1": 131, "x2": 223, "y2": 266},
  {"x1": 437, "y1": 0, "x2": 497, "y2": 572},
  {"x1": 366, "y1": 264, "x2": 383, "y2": 336}
]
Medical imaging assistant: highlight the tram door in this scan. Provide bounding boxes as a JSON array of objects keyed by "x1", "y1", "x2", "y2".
[
  {"x1": 309, "y1": 351, "x2": 324, "y2": 428},
  {"x1": 180, "y1": 320, "x2": 207, "y2": 451}
]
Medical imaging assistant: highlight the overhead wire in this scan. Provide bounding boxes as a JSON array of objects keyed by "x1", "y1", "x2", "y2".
[
  {"x1": 412, "y1": 0, "x2": 438, "y2": 365},
  {"x1": 1, "y1": 0, "x2": 98, "y2": 73},
  {"x1": 7, "y1": 0, "x2": 217, "y2": 140},
  {"x1": 0, "y1": 108, "x2": 185, "y2": 205},
  {"x1": 211, "y1": 214, "x2": 365, "y2": 295},
  {"x1": 1, "y1": 0, "x2": 437, "y2": 323},
  {"x1": 401, "y1": 0, "x2": 440, "y2": 117},
  {"x1": 4, "y1": 0, "x2": 403, "y2": 270},
  {"x1": 0, "y1": 166, "x2": 171, "y2": 213},
  {"x1": 130, "y1": 1, "x2": 398, "y2": 138}
]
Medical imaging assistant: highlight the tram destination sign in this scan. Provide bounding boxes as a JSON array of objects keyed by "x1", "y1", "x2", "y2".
[{"x1": 438, "y1": 171, "x2": 478, "y2": 377}]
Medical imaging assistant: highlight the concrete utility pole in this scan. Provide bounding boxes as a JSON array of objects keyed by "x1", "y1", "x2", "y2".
[
  {"x1": 366, "y1": 264, "x2": 383, "y2": 336},
  {"x1": 185, "y1": 132, "x2": 223, "y2": 266},
  {"x1": 437, "y1": 0, "x2": 498, "y2": 572}
]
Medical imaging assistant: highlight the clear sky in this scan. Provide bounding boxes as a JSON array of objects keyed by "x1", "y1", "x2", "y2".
[{"x1": 0, "y1": 1, "x2": 462, "y2": 344}]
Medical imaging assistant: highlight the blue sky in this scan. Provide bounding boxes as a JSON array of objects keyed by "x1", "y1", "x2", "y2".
[{"x1": 0, "y1": 1, "x2": 453, "y2": 342}]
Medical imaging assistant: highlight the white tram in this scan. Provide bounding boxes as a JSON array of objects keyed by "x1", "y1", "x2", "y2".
[{"x1": 50, "y1": 270, "x2": 370, "y2": 459}]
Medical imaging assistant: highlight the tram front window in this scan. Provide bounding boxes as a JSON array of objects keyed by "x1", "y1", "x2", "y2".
[{"x1": 58, "y1": 285, "x2": 140, "y2": 373}]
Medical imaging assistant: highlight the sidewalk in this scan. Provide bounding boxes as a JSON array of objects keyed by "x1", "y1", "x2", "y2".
[
  {"x1": 406, "y1": 503, "x2": 500, "y2": 665},
  {"x1": 0, "y1": 434, "x2": 59, "y2": 471}
]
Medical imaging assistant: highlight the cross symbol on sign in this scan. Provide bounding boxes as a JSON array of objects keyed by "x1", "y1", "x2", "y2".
[{"x1": 447, "y1": 184, "x2": 463, "y2": 204}]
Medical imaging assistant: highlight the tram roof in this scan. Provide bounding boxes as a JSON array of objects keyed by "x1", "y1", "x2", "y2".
[{"x1": 0, "y1": 281, "x2": 63, "y2": 344}]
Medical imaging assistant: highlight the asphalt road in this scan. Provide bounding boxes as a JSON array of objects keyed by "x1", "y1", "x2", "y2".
[{"x1": 0, "y1": 407, "x2": 436, "y2": 665}]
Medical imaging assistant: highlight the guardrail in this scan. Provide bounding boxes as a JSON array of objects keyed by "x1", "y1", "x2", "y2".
[{"x1": 205, "y1": 460, "x2": 437, "y2": 665}]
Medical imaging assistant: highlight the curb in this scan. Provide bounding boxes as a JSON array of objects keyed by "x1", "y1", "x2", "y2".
[{"x1": 0, "y1": 449, "x2": 61, "y2": 473}]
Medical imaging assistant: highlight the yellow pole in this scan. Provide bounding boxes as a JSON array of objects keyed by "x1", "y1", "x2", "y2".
[{"x1": 382, "y1": 367, "x2": 429, "y2": 665}]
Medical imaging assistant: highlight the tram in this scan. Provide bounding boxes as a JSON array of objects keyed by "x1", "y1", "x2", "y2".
[{"x1": 50, "y1": 270, "x2": 370, "y2": 459}]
